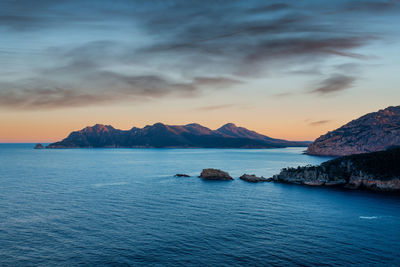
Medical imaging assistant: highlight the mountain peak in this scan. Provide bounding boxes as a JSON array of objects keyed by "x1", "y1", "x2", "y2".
[
  {"x1": 144, "y1": 122, "x2": 166, "y2": 129},
  {"x1": 219, "y1": 123, "x2": 237, "y2": 129},
  {"x1": 217, "y1": 123, "x2": 261, "y2": 139},
  {"x1": 81, "y1": 124, "x2": 114, "y2": 133},
  {"x1": 185, "y1": 123, "x2": 203, "y2": 127},
  {"x1": 183, "y1": 123, "x2": 213, "y2": 135}
]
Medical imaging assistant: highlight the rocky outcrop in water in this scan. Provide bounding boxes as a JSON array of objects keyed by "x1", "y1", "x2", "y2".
[
  {"x1": 34, "y1": 143, "x2": 44, "y2": 149},
  {"x1": 199, "y1": 169, "x2": 233, "y2": 180},
  {"x1": 47, "y1": 122, "x2": 309, "y2": 149},
  {"x1": 239, "y1": 174, "x2": 272, "y2": 183},
  {"x1": 175, "y1": 174, "x2": 190, "y2": 177},
  {"x1": 307, "y1": 106, "x2": 400, "y2": 156},
  {"x1": 272, "y1": 147, "x2": 400, "y2": 192}
]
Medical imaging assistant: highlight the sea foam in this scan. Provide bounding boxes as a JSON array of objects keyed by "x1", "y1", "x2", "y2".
[
  {"x1": 92, "y1": 182, "x2": 128, "y2": 188},
  {"x1": 359, "y1": 216, "x2": 379, "y2": 220}
]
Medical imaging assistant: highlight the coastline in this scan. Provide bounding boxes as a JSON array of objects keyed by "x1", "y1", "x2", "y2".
[{"x1": 271, "y1": 148, "x2": 400, "y2": 192}]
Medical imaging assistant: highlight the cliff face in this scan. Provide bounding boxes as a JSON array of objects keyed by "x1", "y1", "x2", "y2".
[
  {"x1": 273, "y1": 148, "x2": 400, "y2": 192},
  {"x1": 307, "y1": 106, "x2": 400, "y2": 156},
  {"x1": 47, "y1": 123, "x2": 308, "y2": 149}
]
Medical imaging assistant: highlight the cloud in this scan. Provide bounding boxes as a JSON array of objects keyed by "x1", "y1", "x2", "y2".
[
  {"x1": 137, "y1": 2, "x2": 376, "y2": 75},
  {"x1": 334, "y1": 63, "x2": 361, "y2": 72},
  {"x1": 0, "y1": 39, "x2": 243, "y2": 109},
  {"x1": 273, "y1": 92, "x2": 294, "y2": 98},
  {"x1": 195, "y1": 104, "x2": 237, "y2": 111},
  {"x1": 0, "y1": 87, "x2": 116, "y2": 109},
  {"x1": 309, "y1": 74, "x2": 356, "y2": 95},
  {"x1": 287, "y1": 67, "x2": 322, "y2": 76},
  {"x1": 333, "y1": 0, "x2": 400, "y2": 14},
  {"x1": 308, "y1": 120, "x2": 331, "y2": 126},
  {"x1": 142, "y1": 16, "x2": 372, "y2": 61},
  {"x1": 0, "y1": 0, "x2": 397, "y2": 109},
  {"x1": 193, "y1": 77, "x2": 242, "y2": 87},
  {"x1": 0, "y1": 73, "x2": 240, "y2": 109},
  {"x1": 247, "y1": 3, "x2": 290, "y2": 14}
]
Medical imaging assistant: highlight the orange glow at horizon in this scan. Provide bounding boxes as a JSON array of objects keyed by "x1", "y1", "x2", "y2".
[
  {"x1": 0, "y1": 92, "x2": 397, "y2": 143},
  {"x1": 0, "y1": 107, "x2": 356, "y2": 143}
]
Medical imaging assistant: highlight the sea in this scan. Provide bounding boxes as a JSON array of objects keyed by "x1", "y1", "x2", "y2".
[{"x1": 0, "y1": 144, "x2": 399, "y2": 266}]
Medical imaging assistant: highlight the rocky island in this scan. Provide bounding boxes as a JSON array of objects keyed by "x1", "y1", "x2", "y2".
[
  {"x1": 175, "y1": 174, "x2": 190, "y2": 177},
  {"x1": 34, "y1": 143, "x2": 44, "y2": 149},
  {"x1": 239, "y1": 174, "x2": 271, "y2": 183},
  {"x1": 272, "y1": 147, "x2": 400, "y2": 192},
  {"x1": 307, "y1": 105, "x2": 400, "y2": 156},
  {"x1": 46, "y1": 122, "x2": 310, "y2": 149},
  {"x1": 199, "y1": 169, "x2": 233, "y2": 180}
]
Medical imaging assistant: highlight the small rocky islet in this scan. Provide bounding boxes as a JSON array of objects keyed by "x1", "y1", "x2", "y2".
[
  {"x1": 239, "y1": 174, "x2": 272, "y2": 182},
  {"x1": 34, "y1": 143, "x2": 44, "y2": 149},
  {"x1": 199, "y1": 168, "x2": 233, "y2": 180},
  {"x1": 174, "y1": 174, "x2": 191, "y2": 177}
]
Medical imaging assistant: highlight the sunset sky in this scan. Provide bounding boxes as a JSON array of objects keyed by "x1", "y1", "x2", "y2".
[{"x1": 0, "y1": 0, "x2": 399, "y2": 142}]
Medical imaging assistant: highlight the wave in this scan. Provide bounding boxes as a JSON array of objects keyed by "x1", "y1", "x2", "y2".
[
  {"x1": 359, "y1": 216, "x2": 379, "y2": 220},
  {"x1": 92, "y1": 182, "x2": 128, "y2": 188}
]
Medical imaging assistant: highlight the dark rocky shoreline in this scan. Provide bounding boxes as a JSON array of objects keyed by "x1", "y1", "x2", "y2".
[{"x1": 272, "y1": 148, "x2": 400, "y2": 192}]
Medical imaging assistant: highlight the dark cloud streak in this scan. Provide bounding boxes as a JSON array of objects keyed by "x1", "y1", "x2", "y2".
[
  {"x1": 310, "y1": 74, "x2": 355, "y2": 95},
  {"x1": 0, "y1": 72, "x2": 241, "y2": 110},
  {"x1": 247, "y1": 3, "x2": 290, "y2": 14},
  {"x1": 195, "y1": 104, "x2": 237, "y2": 111},
  {"x1": 308, "y1": 120, "x2": 331, "y2": 126}
]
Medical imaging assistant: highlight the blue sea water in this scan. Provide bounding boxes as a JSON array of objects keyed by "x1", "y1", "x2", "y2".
[{"x1": 0, "y1": 144, "x2": 399, "y2": 266}]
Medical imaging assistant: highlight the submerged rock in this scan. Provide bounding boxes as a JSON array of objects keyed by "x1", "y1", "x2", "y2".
[
  {"x1": 239, "y1": 174, "x2": 271, "y2": 183},
  {"x1": 199, "y1": 169, "x2": 233, "y2": 180},
  {"x1": 174, "y1": 174, "x2": 190, "y2": 177},
  {"x1": 34, "y1": 143, "x2": 44, "y2": 149}
]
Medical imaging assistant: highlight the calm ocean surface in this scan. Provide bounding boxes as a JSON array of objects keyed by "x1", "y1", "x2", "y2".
[{"x1": 0, "y1": 144, "x2": 399, "y2": 266}]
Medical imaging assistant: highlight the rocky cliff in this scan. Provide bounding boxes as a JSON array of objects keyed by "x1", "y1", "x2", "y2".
[
  {"x1": 47, "y1": 122, "x2": 309, "y2": 149},
  {"x1": 307, "y1": 106, "x2": 400, "y2": 156},
  {"x1": 272, "y1": 147, "x2": 400, "y2": 192}
]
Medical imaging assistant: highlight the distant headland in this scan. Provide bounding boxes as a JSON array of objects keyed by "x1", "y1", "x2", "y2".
[{"x1": 45, "y1": 123, "x2": 311, "y2": 149}]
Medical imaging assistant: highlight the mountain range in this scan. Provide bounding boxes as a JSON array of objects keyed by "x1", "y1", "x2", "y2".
[
  {"x1": 47, "y1": 123, "x2": 310, "y2": 149},
  {"x1": 307, "y1": 105, "x2": 400, "y2": 156}
]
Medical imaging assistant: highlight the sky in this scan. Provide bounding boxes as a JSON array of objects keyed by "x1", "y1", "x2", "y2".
[{"x1": 0, "y1": 0, "x2": 400, "y2": 142}]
